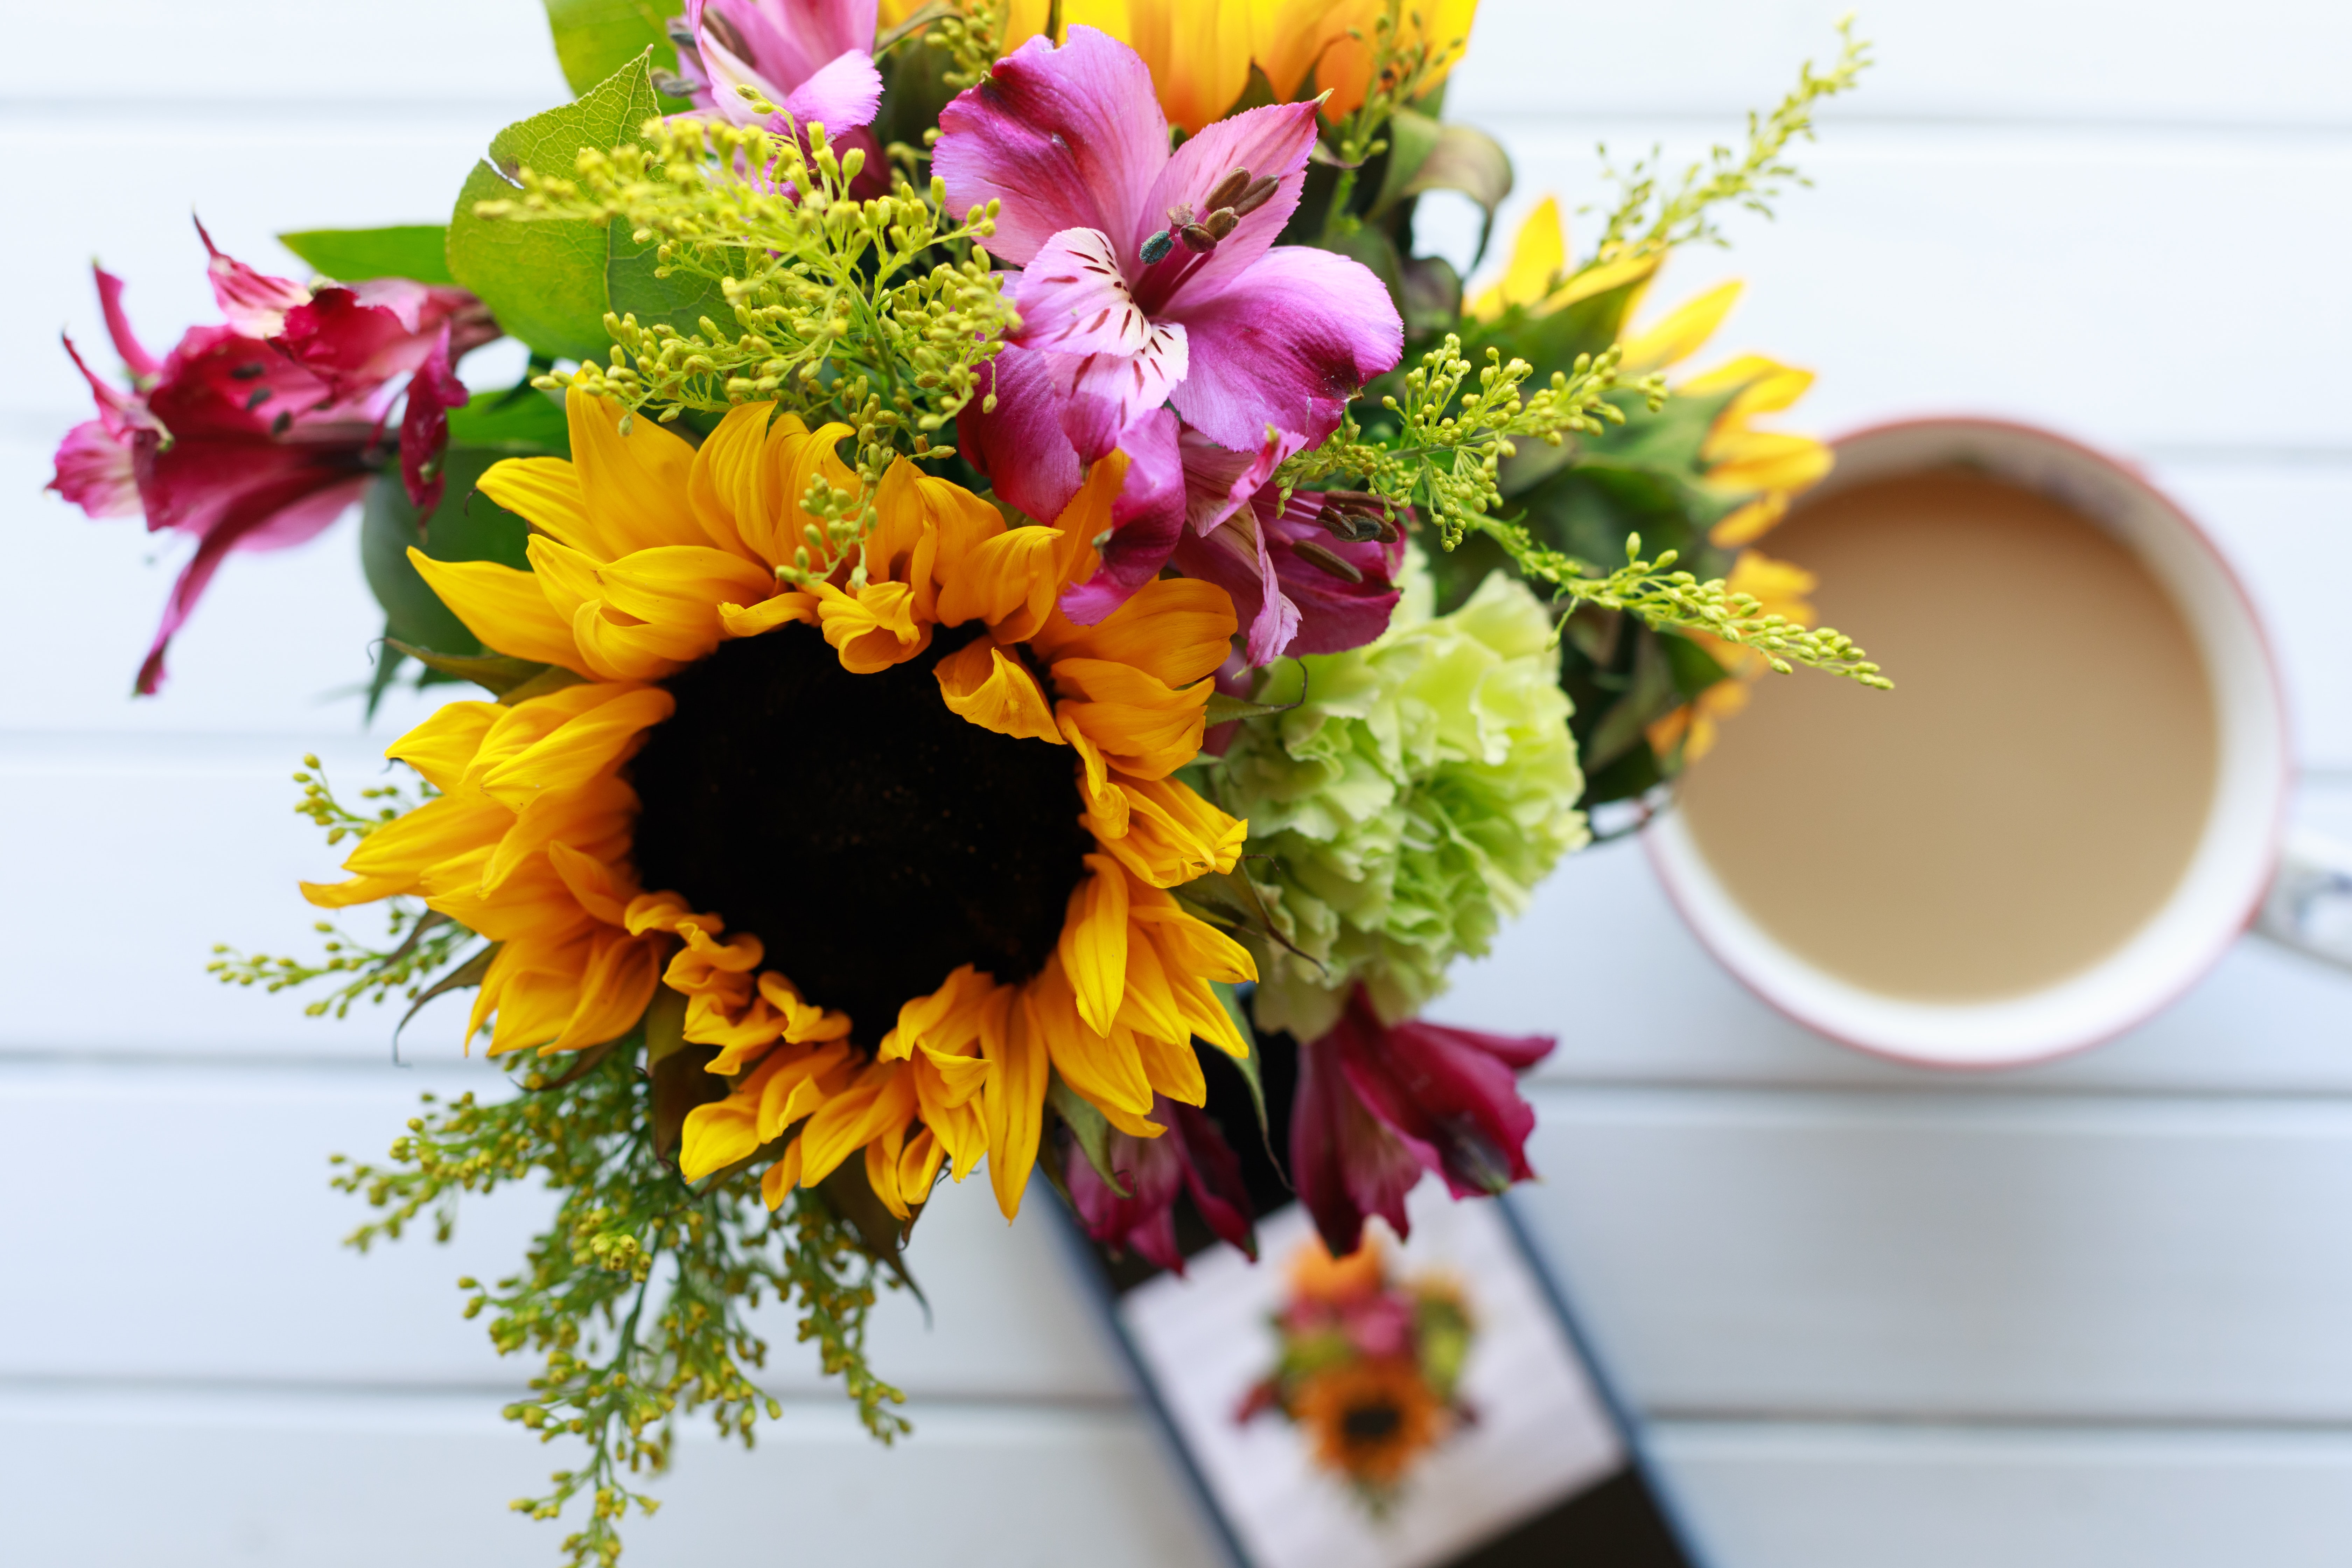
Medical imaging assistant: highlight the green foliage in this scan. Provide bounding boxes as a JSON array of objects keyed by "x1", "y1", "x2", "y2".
[
  {"x1": 481, "y1": 115, "x2": 1015, "y2": 561},
  {"x1": 448, "y1": 54, "x2": 676, "y2": 360},
  {"x1": 542, "y1": 0, "x2": 684, "y2": 100},
  {"x1": 208, "y1": 758, "x2": 464, "y2": 1018},
  {"x1": 278, "y1": 224, "x2": 455, "y2": 285},
  {"x1": 1283, "y1": 337, "x2": 1886, "y2": 690},
  {"x1": 360, "y1": 390, "x2": 570, "y2": 709},
  {"x1": 333, "y1": 1046, "x2": 908, "y2": 1568},
  {"x1": 1587, "y1": 16, "x2": 1871, "y2": 260},
  {"x1": 1211, "y1": 562, "x2": 1589, "y2": 1041}
]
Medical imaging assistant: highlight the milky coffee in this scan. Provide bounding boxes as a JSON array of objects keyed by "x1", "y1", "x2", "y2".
[{"x1": 1676, "y1": 469, "x2": 2218, "y2": 1001}]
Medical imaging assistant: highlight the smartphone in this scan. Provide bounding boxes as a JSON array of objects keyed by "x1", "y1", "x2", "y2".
[{"x1": 1051, "y1": 1044, "x2": 1707, "y2": 1568}]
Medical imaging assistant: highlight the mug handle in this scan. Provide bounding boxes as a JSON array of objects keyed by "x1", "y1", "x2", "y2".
[{"x1": 2254, "y1": 828, "x2": 2352, "y2": 969}]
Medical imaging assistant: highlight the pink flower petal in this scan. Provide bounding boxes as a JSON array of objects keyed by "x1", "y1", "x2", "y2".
[
  {"x1": 1165, "y1": 244, "x2": 1402, "y2": 452},
  {"x1": 193, "y1": 216, "x2": 309, "y2": 339},
  {"x1": 48, "y1": 419, "x2": 139, "y2": 519},
  {"x1": 274, "y1": 288, "x2": 440, "y2": 410},
  {"x1": 93, "y1": 266, "x2": 160, "y2": 383},
  {"x1": 1170, "y1": 503, "x2": 1299, "y2": 665},
  {"x1": 132, "y1": 470, "x2": 369, "y2": 695},
  {"x1": 1013, "y1": 228, "x2": 1153, "y2": 356},
  {"x1": 1330, "y1": 992, "x2": 1549, "y2": 1201},
  {"x1": 1134, "y1": 101, "x2": 1320, "y2": 309},
  {"x1": 961, "y1": 343, "x2": 1086, "y2": 523},
  {"x1": 934, "y1": 26, "x2": 1168, "y2": 268},
  {"x1": 778, "y1": 46, "x2": 884, "y2": 134},
  {"x1": 1258, "y1": 492, "x2": 1405, "y2": 656},
  {"x1": 1291, "y1": 1028, "x2": 1424, "y2": 1257},
  {"x1": 1056, "y1": 322, "x2": 1186, "y2": 463},
  {"x1": 708, "y1": 0, "x2": 876, "y2": 97},
  {"x1": 399, "y1": 325, "x2": 471, "y2": 519},
  {"x1": 1057, "y1": 407, "x2": 1183, "y2": 625}
]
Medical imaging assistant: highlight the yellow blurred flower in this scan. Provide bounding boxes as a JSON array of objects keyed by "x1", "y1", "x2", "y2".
[
  {"x1": 885, "y1": 0, "x2": 1478, "y2": 135},
  {"x1": 1468, "y1": 198, "x2": 1835, "y2": 767}
]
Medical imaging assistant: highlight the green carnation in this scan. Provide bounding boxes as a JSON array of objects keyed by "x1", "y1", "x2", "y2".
[{"x1": 1212, "y1": 554, "x2": 1589, "y2": 1041}]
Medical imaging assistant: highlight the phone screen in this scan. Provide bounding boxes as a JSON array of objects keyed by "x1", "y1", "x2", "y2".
[{"x1": 1054, "y1": 1054, "x2": 1704, "y2": 1568}]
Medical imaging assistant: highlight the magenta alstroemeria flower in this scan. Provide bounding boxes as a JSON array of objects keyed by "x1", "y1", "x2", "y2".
[
  {"x1": 49, "y1": 225, "x2": 495, "y2": 694},
  {"x1": 667, "y1": 0, "x2": 883, "y2": 139},
  {"x1": 1291, "y1": 988, "x2": 1555, "y2": 1256},
  {"x1": 1065, "y1": 1094, "x2": 1257, "y2": 1274},
  {"x1": 938, "y1": 26, "x2": 1400, "y2": 603}
]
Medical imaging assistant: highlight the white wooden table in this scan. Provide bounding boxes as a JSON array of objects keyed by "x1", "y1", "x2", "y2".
[{"x1": 6, "y1": 2, "x2": 2351, "y2": 1561}]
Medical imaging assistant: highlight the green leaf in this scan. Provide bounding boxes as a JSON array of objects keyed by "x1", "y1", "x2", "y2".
[
  {"x1": 1370, "y1": 106, "x2": 1444, "y2": 217},
  {"x1": 447, "y1": 386, "x2": 573, "y2": 455},
  {"x1": 1208, "y1": 983, "x2": 1269, "y2": 1143},
  {"x1": 640, "y1": 984, "x2": 689, "y2": 1069},
  {"x1": 542, "y1": 0, "x2": 682, "y2": 99},
  {"x1": 1205, "y1": 690, "x2": 1298, "y2": 726},
  {"x1": 359, "y1": 450, "x2": 535, "y2": 660},
  {"x1": 650, "y1": 1041, "x2": 727, "y2": 1165},
  {"x1": 446, "y1": 54, "x2": 663, "y2": 361},
  {"x1": 1399, "y1": 122, "x2": 1513, "y2": 266},
  {"x1": 605, "y1": 219, "x2": 738, "y2": 345},
  {"x1": 1048, "y1": 1072, "x2": 1129, "y2": 1197},
  {"x1": 383, "y1": 640, "x2": 555, "y2": 696},
  {"x1": 278, "y1": 225, "x2": 455, "y2": 285}
]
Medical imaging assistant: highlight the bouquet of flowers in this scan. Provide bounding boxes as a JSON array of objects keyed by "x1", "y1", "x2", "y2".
[
  {"x1": 1237, "y1": 1232, "x2": 1476, "y2": 1514},
  {"x1": 48, "y1": 1, "x2": 1878, "y2": 1559}
]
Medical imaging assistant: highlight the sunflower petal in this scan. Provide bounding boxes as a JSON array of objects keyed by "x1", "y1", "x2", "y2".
[
  {"x1": 1057, "y1": 853, "x2": 1130, "y2": 1035},
  {"x1": 385, "y1": 701, "x2": 499, "y2": 793},
  {"x1": 1030, "y1": 576, "x2": 1238, "y2": 687},
  {"x1": 566, "y1": 387, "x2": 705, "y2": 554},
  {"x1": 478, "y1": 685, "x2": 675, "y2": 810},
  {"x1": 935, "y1": 637, "x2": 1064, "y2": 743},
  {"x1": 406, "y1": 550, "x2": 584, "y2": 672},
  {"x1": 477, "y1": 455, "x2": 599, "y2": 555},
  {"x1": 983, "y1": 986, "x2": 1047, "y2": 1219}
]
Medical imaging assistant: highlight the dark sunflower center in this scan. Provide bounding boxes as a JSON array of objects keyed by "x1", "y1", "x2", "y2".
[
  {"x1": 1341, "y1": 1401, "x2": 1406, "y2": 1446},
  {"x1": 628, "y1": 621, "x2": 1093, "y2": 1046}
]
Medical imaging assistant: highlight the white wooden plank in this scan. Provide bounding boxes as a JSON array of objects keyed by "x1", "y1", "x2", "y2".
[
  {"x1": 18, "y1": 0, "x2": 2347, "y2": 130},
  {"x1": 1515, "y1": 1086, "x2": 2352, "y2": 1423},
  {"x1": 1452, "y1": 0, "x2": 2352, "y2": 128},
  {"x1": 1439, "y1": 816, "x2": 2352, "y2": 1096},
  {"x1": 0, "y1": 1061, "x2": 1129, "y2": 1399},
  {"x1": 1414, "y1": 122, "x2": 2352, "y2": 459},
  {"x1": 2, "y1": 1, "x2": 567, "y2": 108},
  {"x1": 10, "y1": 1385, "x2": 2352, "y2": 1568},
  {"x1": 1651, "y1": 1419, "x2": 2352, "y2": 1568},
  {"x1": 20, "y1": 1062, "x2": 2352, "y2": 1423},
  {"x1": 0, "y1": 1387, "x2": 1220, "y2": 1568}
]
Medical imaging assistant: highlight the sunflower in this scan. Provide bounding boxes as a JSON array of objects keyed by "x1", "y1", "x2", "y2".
[
  {"x1": 1292, "y1": 1356, "x2": 1446, "y2": 1489},
  {"x1": 303, "y1": 388, "x2": 1257, "y2": 1223}
]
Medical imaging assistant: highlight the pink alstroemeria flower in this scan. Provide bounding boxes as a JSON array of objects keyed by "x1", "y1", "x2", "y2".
[
  {"x1": 937, "y1": 26, "x2": 1401, "y2": 614},
  {"x1": 48, "y1": 224, "x2": 495, "y2": 694},
  {"x1": 666, "y1": 0, "x2": 884, "y2": 142},
  {"x1": 1065, "y1": 1094, "x2": 1258, "y2": 1274},
  {"x1": 1291, "y1": 989, "x2": 1555, "y2": 1257}
]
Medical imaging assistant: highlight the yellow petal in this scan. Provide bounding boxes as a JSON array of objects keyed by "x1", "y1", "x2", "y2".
[
  {"x1": 796, "y1": 1061, "x2": 919, "y2": 1190},
  {"x1": 565, "y1": 387, "x2": 704, "y2": 555},
  {"x1": 1709, "y1": 492, "x2": 1788, "y2": 549},
  {"x1": 596, "y1": 546, "x2": 776, "y2": 634},
  {"x1": 1472, "y1": 195, "x2": 1563, "y2": 320},
  {"x1": 384, "y1": 701, "x2": 499, "y2": 793},
  {"x1": 1088, "y1": 773, "x2": 1247, "y2": 886},
  {"x1": 1030, "y1": 956, "x2": 1154, "y2": 1118},
  {"x1": 1030, "y1": 576, "x2": 1237, "y2": 687},
  {"x1": 1057, "y1": 853, "x2": 1130, "y2": 1035},
  {"x1": 476, "y1": 455, "x2": 598, "y2": 556},
  {"x1": 720, "y1": 589, "x2": 819, "y2": 638},
  {"x1": 933, "y1": 525, "x2": 1062, "y2": 635},
  {"x1": 1052, "y1": 659, "x2": 1210, "y2": 780},
  {"x1": 406, "y1": 550, "x2": 584, "y2": 672},
  {"x1": 760, "y1": 1140, "x2": 806, "y2": 1208},
  {"x1": 814, "y1": 579, "x2": 931, "y2": 673},
  {"x1": 1622, "y1": 280, "x2": 1743, "y2": 373},
  {"x1": 686, "y1": 402, "x2": 785, "y2": 560},
  {"x1": 935, "y1": 637, "x2": 1064, "y2": 744},
  {"x1": 1134, "y1": 1023, "x2": 1206, "y2": 1106},
  {"x1": 544, "y1": 928, "x2": 661, "y2": 1053},
  {"x1": 478, "y1": 685, "x2": 675, "y2": 810},
  {"x1": 681, "y1": 1094, "x2": 762, "y2": 1183},
  {"x1": 983, "y1": 986, "x2": 1046, "y2": 1219}
]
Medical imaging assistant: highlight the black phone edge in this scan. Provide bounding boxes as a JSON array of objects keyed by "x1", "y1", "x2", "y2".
[
  {"x1": 1042, "y1": 1193, "x2": 1259, "y2": 1568},
  {"x1": 1493, "y1": 1191, "x2": 1715, "y2": 1568},
  {"x1": 1042, "y1": 1187, "x2": 1713, "y2": 1568}
]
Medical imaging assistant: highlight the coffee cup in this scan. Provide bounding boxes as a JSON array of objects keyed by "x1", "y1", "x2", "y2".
[{"x1": 1644, "y1": 417, "x2": 2351, "y2": 1069}]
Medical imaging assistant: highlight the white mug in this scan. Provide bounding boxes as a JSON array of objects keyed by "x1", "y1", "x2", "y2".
[{"x1": 1645, "y1": 417, "x2": 2352, "y2": 1069}]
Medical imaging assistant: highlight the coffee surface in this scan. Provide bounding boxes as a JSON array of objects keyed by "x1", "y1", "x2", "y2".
[{"x1": 1676, "y1": 468, "x2": 2218, "y2": 1000}]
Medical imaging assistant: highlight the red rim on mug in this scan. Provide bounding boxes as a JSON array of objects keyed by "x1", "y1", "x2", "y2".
[{"x1": 1643, "y1": 418, "x2": 2292, "y2": 1070}]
